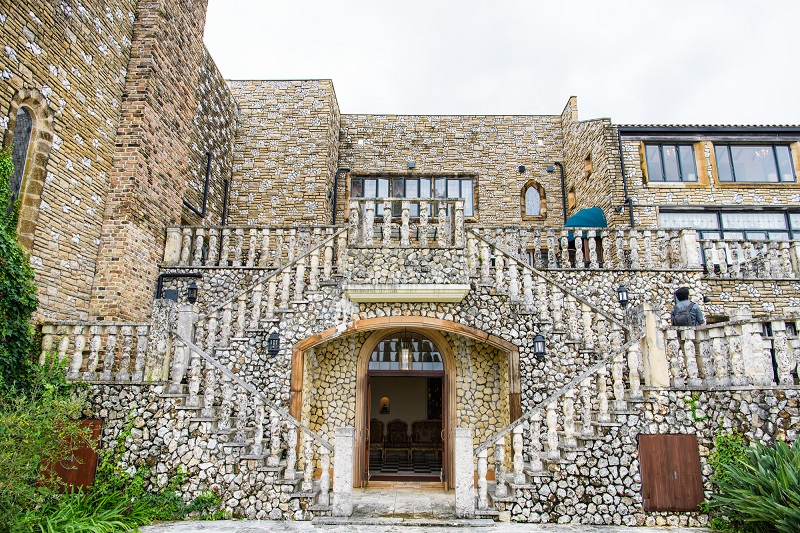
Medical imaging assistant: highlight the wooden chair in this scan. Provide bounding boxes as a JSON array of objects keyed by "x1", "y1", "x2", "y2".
[
  {"x1": 384, "y1": 419, "x2": 410, "y2": 460},
  {"x1": 369, "y1": 418, "x2": 385, "y2": 459},
  {"x1": 410, "y1": 419, "x2": 443, "y2": 460}
]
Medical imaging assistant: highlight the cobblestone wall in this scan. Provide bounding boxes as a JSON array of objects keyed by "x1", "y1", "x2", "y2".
[
  {"x1": 346, "y1": 247, "x2": 468, "y2": 285},
  {"x1": 227, "y1": 80, "x2": 340, "y2": 227},
  {"x1": 0, "y1": 0, "x2": 136, "y2": 320}
]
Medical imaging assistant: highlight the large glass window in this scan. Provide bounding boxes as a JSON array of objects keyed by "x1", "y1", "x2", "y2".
[
  {"x1": 7, "y1": 108, "x2": 33, "y2": 217},
  {"x1": 368, "y1": 332, "x2": 444, "y2": 372},
  {"x1": 645, "y1": 144, "x2": 697, "y2": 182},
  {"x1": 351, "y1": 176, "x2": 475, "y2": 217},
  {"x1": 714, "y1": 145, "x2": 796, "y2": 183},
  {"x1": 659, "y1": 210, "x2": 798, "y2": 240}
]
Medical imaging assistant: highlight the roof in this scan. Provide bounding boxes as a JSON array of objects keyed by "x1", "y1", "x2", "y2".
[{"x1": 617, "y1": 124, "x2": 800, "y2": 136}]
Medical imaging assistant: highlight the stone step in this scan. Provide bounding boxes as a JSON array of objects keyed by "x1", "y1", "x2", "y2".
[{"x1": 314, "y1": 516, "x2": 496, "y2": 527}]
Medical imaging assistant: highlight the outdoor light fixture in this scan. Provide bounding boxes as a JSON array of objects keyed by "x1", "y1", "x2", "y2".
[
  {"x1": 518, "y1": 165, "x2": 526, "y2": 173},
  {"x1": 533, "y1": 334, "x2": 546, "y2": 361},
  {"x1": 703, "y1": 295, "x2": 711, "y2": 303},
  {"x1": 187, "y1": 282, "x2": 198, "y2": 304},
  {"x1": 617, "y1": 285, "x2": 629, "y2": 308},
  {"x1": 267, "y1": 331, "x2": 281, "y2": 356},
  {"x1": 546, "y1": 162, "x2": 568, "y2": 224},
  {"x1": 408, "y1": 161, "x2": 415, "y2": 169}
]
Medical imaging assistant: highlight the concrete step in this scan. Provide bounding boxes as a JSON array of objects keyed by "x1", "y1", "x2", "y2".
[{"x1": 313, "y1": 516, "x2": 496, "y2": 527}]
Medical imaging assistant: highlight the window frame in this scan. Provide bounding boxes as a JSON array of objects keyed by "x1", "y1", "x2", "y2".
[
  {"x1": 643, "y1": 143, "x2": 699, "y2": 183},
  {"x1": 349, "y1": 175, "x2": 476, "y2": 218},
  {"x1": 659, "y1": 208, "x2": 800, "y2": 241},
  {"x1": 520, "y1": 180, "x2": 546, "y2": 220},
  {"x1": 713, "y1": 143, "x2": 797, "y2": 184}
]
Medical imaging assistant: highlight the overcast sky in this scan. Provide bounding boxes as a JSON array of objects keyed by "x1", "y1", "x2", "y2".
[{"x1": 204, "y1": 0, "x2": 800, "y2": 125}]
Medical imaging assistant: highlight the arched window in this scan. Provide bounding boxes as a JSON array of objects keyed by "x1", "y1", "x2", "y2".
[
  {"x1": 7, "y1": 108, "x2": 33, "y2": 217},
  {"x1": 521, "y1": 181, "x2": 546, "y2": 219}
]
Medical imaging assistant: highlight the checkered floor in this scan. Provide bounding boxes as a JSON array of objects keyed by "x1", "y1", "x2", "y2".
[{"x1": 368, "y1": 450, "x2": 442, "y2": 476}]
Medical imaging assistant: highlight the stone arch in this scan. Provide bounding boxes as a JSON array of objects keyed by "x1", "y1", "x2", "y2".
[
  {"x1": 3, "y1": 88, "x2": 55, "y2": 252},
  {"x1": 521, "y1": 179, "x2": 546, "y2": 219}
]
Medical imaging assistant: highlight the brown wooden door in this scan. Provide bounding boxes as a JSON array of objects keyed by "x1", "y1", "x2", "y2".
[
  {"x1": 51, "y1": 419, "x2": 103, "y2": 489},
  {"x1": 639, "y1": 434, "x2": 704, "y2": 512}
]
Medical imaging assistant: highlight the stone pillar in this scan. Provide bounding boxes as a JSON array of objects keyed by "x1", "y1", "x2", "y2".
[
  {"x1": 454, "y1": 428, "x2": 474, "y2": 518},
  {"x1": 145, "y1": 299, "x2": 178, "y2": 381},
  {"x1": 643, "y1": 303, "x2": 669, "y2": 387},
  {"x1": 332, "y1": 427, "x2": 354, "y2": 517},
  {"x1": 163, "y1": 227, "x2": 183, "y2": 265},
  {"x1": 679, "y1": 229, "x2": 701, "y2": 268}
]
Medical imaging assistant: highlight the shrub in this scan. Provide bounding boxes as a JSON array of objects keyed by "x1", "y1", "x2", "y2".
[{"x1": 706, "y1": 431, "x2": 800, "y2": 533}]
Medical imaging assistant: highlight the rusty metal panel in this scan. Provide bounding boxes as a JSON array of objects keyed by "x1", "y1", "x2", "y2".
[
  {"x1": 639, "y1": 434, "x2": 704, "y2": 512},
  {"x1": 51, "y1": 419, "x2": 102, "y2": 489}
]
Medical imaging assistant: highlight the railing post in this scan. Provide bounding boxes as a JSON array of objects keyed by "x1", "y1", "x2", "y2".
[
  {"x1": 666, "y1": 329, "x2": 685, "y2": 388},
  {"x1": 348, "y1": 200, "x2": 360, "y2": 246},
  {"x1": 522, "y1": 272, "x2": 534, "y2": 312},
  {"x1": 529, "y1": 412, "x2": 544, "y2": 471},
  {"x1": 772, "y1": 320, "x2": 792, "y2": 385},
  {"x1": 476, "y1": 449, "x2": 489, "y2": 510},
  {"x1": 164, "y1": 227, "x2": 182, "y2": 266},
  {"x1": 679, "y1": 229, "x2": 700, "y2": 268},
  {"x1": 494, "y1": 439, "x2": 508, "y2": 498},
  {"x1": 454, "y1": 428, "x2": 474, "y2": 518},
  {"x1": 201, "y1": 365, "x2": 217, "y2": 418},
  {"x1": 547, "y1": 229, "x2": 557, "y2": 269},
  {"x1": 681, "y1": 329, "x2": 702, "y2": 387},
  {"x1": 318, "y1": 445, "x2": 331, "y2": 506},
  {"x1": 597, "y1": 366, "x2": 611, "y2": 422},
  {"x1": 302, "y1": 437, "x2": 314, "y2": 492},
  {"x1": 581, "y1": 303, "x2": 595, "y2": 351},
  {"x1": 454, "y1": 200, "x2": 465, "y2": 247},
  {"x1": 581, "y1": 378, "x2": 594, "y2": 437},
  {"x1": 563, "y1": 391, "x2": 577, "y2": 447},
  {"x1": 364, "y1": 202, "x2": 375, "y2": 247},
  {"x1": 627, "y1": 342, "x2": 643, "y2": 399},
  {"x1": 546, "y1": 401, "x2": 559, "y2": 460},
  {"x1": 187, "y1": 350, "x2": 201, "y2": 407},
  {"x1": 218, "y1": 374, "x2": 234, "y2": 432},
  {"x1": 480, "y1": 241, "x2": 491, "y2": 284},
  {"x1": 251, "y1": 397, "x2": 265, "y2": 455},
  {"x1": 285, "y1": 425, "x2": 298, "y2": 477},
  {"x1": 643, "y1": 229, "x2": 654, "y2": 269},
  {"x1": 333, "y1": 427, "x2": 355, "y2": 517},
  {"x1": 710, "y1": 326, "x2": 731, "y2": 386},
  {"x1": 507, "y1": 259, "x2": 519, "y2": 303}
]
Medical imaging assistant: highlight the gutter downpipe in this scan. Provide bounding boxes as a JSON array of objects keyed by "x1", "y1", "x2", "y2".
[
  {"x1": 617, "y1": 133, "x2": 635, "y2": 228},
  {"x1": 183, "y1": 152, "x2": 212, "y2": 219},
  {"x1": 331, "y1": 167, "x2": 351, "y2": 226},
  {"x1": 555, "y1": 162, "x2": 567, "y2": 225}
]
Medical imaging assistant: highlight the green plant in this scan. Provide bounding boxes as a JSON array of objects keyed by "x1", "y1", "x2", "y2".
[
  {"x1": 685, "y1": 394, "x2": 708, "y2": 422},
  {"x1": 706, "y1": 432, "x2": 800, "y2": 533}
]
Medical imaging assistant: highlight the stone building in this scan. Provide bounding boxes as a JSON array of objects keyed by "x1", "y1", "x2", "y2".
[{"x1": 3, "y1": 0, "x2": 799, "y2": 526}]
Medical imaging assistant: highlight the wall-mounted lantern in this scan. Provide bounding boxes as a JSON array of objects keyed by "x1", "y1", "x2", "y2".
[
  {"x1": 267, "y1": 331, "x2": 280, "y2": 356},
  {"x1": 187, "y1": 282, "x2": 198, "y2": 304},
  {"x1": 617, "y1": 285, "x2": 629, "y2": 309},
  {"x1": 533, "y1": 334, "x2": 546, "y2": 361}
]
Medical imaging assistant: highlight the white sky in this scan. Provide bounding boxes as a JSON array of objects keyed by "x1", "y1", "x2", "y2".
[{"x1": 204, "y1": 0, "x2": 800, "y2": 125}]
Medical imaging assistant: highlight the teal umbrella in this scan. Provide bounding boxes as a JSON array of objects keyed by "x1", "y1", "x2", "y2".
[{"x1": 564, "y1": 207, "x2": 607, "y2": 240}]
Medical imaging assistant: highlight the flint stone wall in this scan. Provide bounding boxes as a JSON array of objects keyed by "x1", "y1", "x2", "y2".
[{"x1": 346, "y1": 247, "x2": 468, "y2": 285}]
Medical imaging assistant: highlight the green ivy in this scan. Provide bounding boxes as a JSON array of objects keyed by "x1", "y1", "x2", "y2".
[{"x1": 0, "y1": 148, "x2": 38, "y2": 387}]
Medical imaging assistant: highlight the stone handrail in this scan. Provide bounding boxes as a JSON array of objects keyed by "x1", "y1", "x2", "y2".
[
  {"x1": 699, "y1": 237, "x2": 800, "y2": 279},
  {"x1": 348, "y1": 198, "x2": 465, "y2": 248},
  {"x1": 41, "y1": 321, "x2": 160, "y2": 382},
  {"x1": 163, "y1": 225, "x2": 343, "y2": 268},
  {"x1": 469, "y1": 226, "x2": 702, "y2": 271},
  {"x1": 666, "y1": 309, "x2": 800, "y2": 388}
]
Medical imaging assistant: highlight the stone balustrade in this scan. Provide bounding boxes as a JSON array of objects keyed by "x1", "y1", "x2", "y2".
[
  {"x1": 348, "y1": 198, "x2": 466, "y2": 248},
  {"x1": 163, "y1": 225, "x2": 341, "y2": 268},
  {"x1": 666, "y1": 308, "x2": 800, "y2": 388},
  {"x1": 41, "y1": 321, "x2": 157, "y2": 382},
  {"x1": 699, "y1": 237, "x2": 800, "y2": 279}
]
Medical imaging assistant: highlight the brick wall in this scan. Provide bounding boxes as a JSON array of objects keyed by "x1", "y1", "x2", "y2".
[
  {"x1": 0, "y1": 0, "x2": 137, "y2": 320},
  {"x1": 89, "y1": 0, "x2": 210, "y2": 321},
  {"x1": 227, "y1": 80, "x2": 340, "y2": 226}
]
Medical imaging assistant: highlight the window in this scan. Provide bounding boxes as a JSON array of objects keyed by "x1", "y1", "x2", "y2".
[
  {"x1": 659, "y1": 210, "x2": 798, "y2": 240},
  {"x1": 351, "y1": 176, "x2": 475, "y2": 217},
  {"x1": 521, "y1": 180, "x2": 545, "y2": 218},
  {"x1": 645, "y1": 144, "x2": 698, "y2": 182},
  {"x1": 714, "y1": 144, "x2": 795, "y2": 183},
  {"x1": 7, "y1": 108, "x2": 33, "y2": 217}
]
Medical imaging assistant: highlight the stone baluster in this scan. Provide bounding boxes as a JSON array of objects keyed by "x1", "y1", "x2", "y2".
[
  {"x1": 477, "y1": 449, "x2": 489, "y2": 510},
  {"x1": 309, "y1": 249, "x2": 320, "y2": 292},
  {"x1": 285, "y1": 424, "x2": 298, "y2": 478},
  {"x1": 454, "y1": 200, "x2": 465, "y2": 247},
  {"x1": 696, "y1": 329, "x2": 715, "y2": 386},
  {"x1": 512, "y1": 425, "x2": 525, "y2": 484},
  {"x1": 280, "y1": 269, "x2": 291, "y2": 309},
  {"x1": 494, "y1": 251, "x2": 505, "y2": 289},
  {"x1": 710, "y1": 326, "x2": 731, "y2": 386},
  {"x1": 438, "y1": 200, "x2": 449, "y2": 247},
  {"x1": 294, "y1": 257, "x2": 307, "y2": 302},
  {"x1": 627, "y1": 342, "x2": 643, "y2": 399},
  {"x1": 337, "y1": 231, "x2": 347, "y2": 274},
  {"x1": 581, "y1": 303, "x2": 595, "y2": 350},
  {"x1": 747, "y1": 321, "x2": 774, "y2": 386},
  {"x1": 547, "y1": 229, "x2": 557, "y2": 269},
  {"x1": 319, "y1": 446, "x2": 331, "y2": 505},
  {"x1": 601, "y1": 230, "x2": 611, "y2": 268},
  {"x1": 611, "y1": 349, "x2": 626, "y2": 412},
  {"x1": 257, "y1": 228, "x2": 270, "y2": 267},
  {"x1": 726, "y1": 321, "x2": 747, "y2": 386},
  {"x1": 348, "y1": 201, "x2": 360, "y2": 246},
  {"x1": 615, "y1": 229, "x2": 626, "y2": 268},
  {"x1": 508, "y1": 259, "x2": 519, "y2": 303},
  {"x1": 268, "y1": 410, "x2": 282, "y2": 467},
  {"x1": 629, "y1": 230, "x2": 640, "y2": 269},
  {"x1": 99, "y1": 325, "x2": 118, "y2": 381},
  {"x1": 186, "y1": 351, "x2": 201, "y2": 407},
  {"x1": 274, "y1": 229, "x2": 285, "y2": 267},
  {"x1": 772, "y1": 321, "x2": 792, "y2": 385},
  {"x1": 193, "y1": 228, "x2": 205, "y2": 266},
  {"x1": 194, "y1": 317, "x2": 207, "y2": 349},
  {"x1": 567, "y1": 295, "x2": 580, "y2": 341},
  {"x1": 288, "y1": 229, "x2": 297, "y2": 262},
  {"x1": 220, "y1": 228, "x2": 231, "y2": 267},
  {"x1": 206, "y1": 311, "x2": 219, "y2": 353},
  {"x1": 116, "y1": 325, "x2": 134, "y2": 381},
  {"x1": 717, "y1": 242, "x2": 729, "y2": 277},
  {"x1": 494, "y1": 439, "x2": 508, "y2": 498},
  {"x1": 419, "y1": 201, "x2": 429, "y2": 247},
  {"x1": 265, "y1": 280, "x2": 277, "y2": 321},
  {"x1": 642, "y1": 229, "x2": 654, "y2": 269},
  {"x1": 552, "y1": 290, "x2": 564, "y2": 327},
  {"x1": 519, "y1": 229, "x2": 529, "y2": 263},
  {"x1": 546, "y1": 401, "x2": 559, "y2": 460},
  {"x1": 729, "y1": 241, "x2": 742, "y2": 278},
  {"x1": 363, "y1": 202, "x2": 375, "y2": 246},
  {"x1": 233, "y1": 228, "x2": 244, "y2": 266},
  {"x1": 236, "y1": 294, "x2": 247, "y2": 338},
  {"x1": 201, "y1": 365, "x2": 216, "y2": 418},
  {"x1": 779, "y1": 242, "x2": 793, "y2": 278},
  {"x1": 574, "y1": 231, "x2": 583, "y2": 268},
  {"x1": 588, "y1": 229, "x2": 599, "y2": 269},
  {"x1": 791, "y1": 241, "x2": 800, "y2": 276},
  {"x1": 218, "y1": 375, "x2": 234, "y2": 431},
  {"x1": 40, "y1": 325, "x2": 55, "y2": 365},
  {"x1": 234, "y1": 392, "x2": 248, "y2": 443},
  {"x1": 180, "y1": 228, "x2": 192, "y2": 266},
  {"x1": 244, "y1": 228, "x2": 255, "y2": 267},
  {"x1": 560, "y1": 230, "x2": 570, "y2": 268},
  {"x1": 522, "y1": 272, "x2": 534, "y2": 312},
  {"x1": 769, "y1": 242, "x2": 782, "y2": 276},
  {"x1": 206, "y1": 227, "x2": 219, "y2": 267},
  {"x1": 323, "y1": 235, "x2": 334, "y2": 280},
  {"x1": 563, "y1": 390, "x2": 577, "y2": 447},
  {"x1": 537, "y1": 280, "x2": 548, "y2": 323},
  {"x1": 597, "y1": 366, "x2": 611, "y2": 422},
  {"x1": 250, "y1": 284, "x2": 263, "y2": 329},
  {"x1": 466, "y1": 233, "x2": 477, "y2": 276},
  {"x1": 581, "y1": 378, "x2": 594, "y2": 437},
  {"x1": 682, "y1": 329, "x2": 702, "y2": 387},
  {"x1": 168, "y1": 338, "x2": 187, "y2": 394},
  {"x1": 480, "y1": 241, "x2": 491, "y2": 284},
  {"x1": 529, "y1": 412, "x2": 543, "y2": 472},
  {"x1": 794, "y1": 319, "x2": 800, "y2": 379},
  {"x1": 595, "y1": 316, "x2": 609, "y2": 355},
  {"x1": 84, "y1": 324, "x2": 102, "y2": 380},
  {"x1": 531, "y1": 230, "x2": 542, "y2": 268},
  {"x1": 702, "y1": 240, "x2": 716, "y2": 276},
  {"x1": 220, "y1": 302, "x2": 233, "y2": 346},
  {"x1": 68, "y1": 324, "x2": 87, "y2": 380},
  {"x1": 382, "y1": 199, "x2": 392, "y2": 247},
  {"x1": 250, "y1": 397, "x2": 265, "y2": 455},
  {"x1": 57, "y1": 329, "x2": 70, "y2": 365},
  {"x1": 302, "y1": 438, "x2": 314, "y2": 492},
  {"x1": 666, "y1": 329, "x2": 685, "y2": 387}
]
